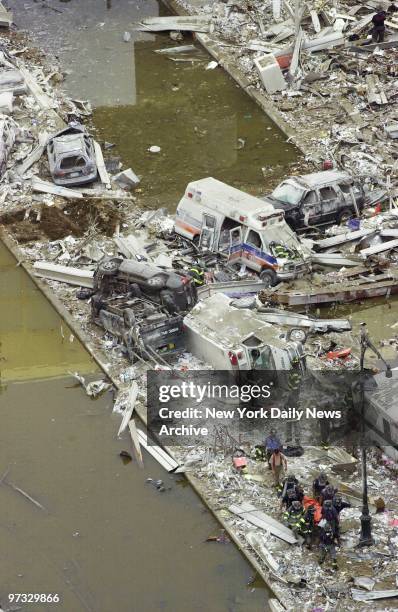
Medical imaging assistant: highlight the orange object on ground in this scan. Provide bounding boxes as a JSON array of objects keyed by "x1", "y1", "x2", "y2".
[
  {"x1": 233, "y1": 457, "x2": 247, "y2": 469},
  {"x1": 326, "y1": 348, "x2": 351, "y2": 360},
  {"x1": 303, "y1": 496, "x2": 322, "y2": 523}
]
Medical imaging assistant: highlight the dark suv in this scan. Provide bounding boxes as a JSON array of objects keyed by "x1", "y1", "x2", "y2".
[
  {"x1": 262, "y1": 170, "x2": 366, "y2": 230},
  {"x1": 93, "y1": 257, "x2": 197, "y2": 313}
]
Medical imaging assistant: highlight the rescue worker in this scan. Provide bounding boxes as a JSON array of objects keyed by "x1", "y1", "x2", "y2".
[
  {"x1": 270, "y1": 448, "x2": 287, "y2": 487},
  {"x1": 264, "y1": 428, "x2": 282, "y2": 468},
  {"x1": 283, "y1": 500, "x2": 307, "y2": 538},
  {"x1": 333, "y1": 493, "x2": 351, "y2": 515},
  {"x1": 313, "y1": 472, "x2": 329, "y2": 501},
  {"x1": 188, "y1": 264, "x2": 204, "y2": 286},
  {"x1": 270, "y1": 241, "x2": 291, "y2": 259},
  {"x1": 371, "y1": 7, "x2": 387, "y2": 42},
  {"x1": 280, "y1": 479, "x2": 304, "y2": 509},
  {"x1": 303, "y1": 504, "x2": 317, "y2": 549},
  {"x1": 320, "y1": 484, "x2": 337, "y2": 505},
  {"x1": 319, "y1": 522, "x2": 338, "y2": 570},
  {"x1": 321, "y1": 499, "x2": 340, "y2": 540}
]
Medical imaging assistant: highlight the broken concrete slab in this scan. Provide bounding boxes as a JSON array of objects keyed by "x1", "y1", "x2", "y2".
[
  {"x1": 133, "y1": 16, "x2": 211, "y2": 33},
  {"x1": 93, "y1": 140, "x2": 111, "y2": 190},
  {"x1": 33, "y1": 262, "x2": 94, "y2": 288},
  {"x1": 16, "y1": 132, "x2": 48, "y2": 176},
  {"x1": 351, "y1": 588, "x2": 398, "y2": 601},
  {"x1": 112, "y1": 168, "x2": 140, "y2": 189},
  {"x1": 385, "y1": 124, "x2": 398, "y2": 139},
  {"x1": 31, "y1": 177, "x2": 84, "y2": 199},
  {"x1": 229, "y1": 502, "x2": 298, "y2": 544},
  {"x1": 254, "y1": 54, "x2": 287, "y2": 94},
  {"x1": 0, "y1": 90, "x2": 13, "y2": 114}
]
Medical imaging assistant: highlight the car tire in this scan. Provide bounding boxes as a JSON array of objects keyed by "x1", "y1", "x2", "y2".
[
  {"x1": 337, "y1": 208, "x2": 353, "y2": 225},
  {"x1": 98, "y1": 258, "x2": 120, "y2": 275},
  {"x1": 260, "y1": 269, "x2": 277, "y2": 287},
  {"x1": 287, "y1": 328, "x2": 307, "y2": 343}
]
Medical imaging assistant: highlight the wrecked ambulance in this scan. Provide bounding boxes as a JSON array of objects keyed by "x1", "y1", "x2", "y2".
[
  {"x1": 183, "y1": 293, "x2": 306, "y2": 373},
  {"x1": 174, "y1": 177, "x2": 311, "y2": 287}
]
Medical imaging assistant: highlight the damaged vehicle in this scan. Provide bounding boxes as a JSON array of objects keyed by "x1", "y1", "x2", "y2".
[
  {"x1": 91, "y1": 295, "x2": 185, "y2": 362},
  {"x1": 0, "y1": 115, "x2": 17, "y2": 177},
  {"x1": 47, "y1": 123, "x2": 97, "y2": 186},
  {"x1": 93, "y1": 257, "x2": 197, "y2": 313},
  {"x1": 174, "y1": 177, "x2": 311, "y2": 287},
  {"x1": 263, "y1": 170, "x2": 366, "y2": 230},
  {"x1": 183, "y1": 293, "x2": 306, "y2": 373},
  {"x1": 91, "y1": 258, "x2": 197, "y2": 361}
]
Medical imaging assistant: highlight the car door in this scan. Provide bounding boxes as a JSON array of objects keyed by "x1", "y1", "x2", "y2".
[
  {"x1": 242, "y1": 228, "x2": 263, "y2": 272},
  {"x1": 228, "y1": 226, "x2": 243, "y2": 264},
  {"x1": 199, "y1": 213, "x2": 217, "y2": 251},
  {"x1": 300, "y1": 190, "x2": 320, "y2": 226},
  {"x1": 318, "y1": 186, "x2": 340, "y2": 224}
]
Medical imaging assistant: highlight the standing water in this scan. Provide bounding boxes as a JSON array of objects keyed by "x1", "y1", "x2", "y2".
[
  {"x1": 0, "y1": 247, "x2": 269, "y2": 611},
  {"x1": 12, "y1": 0, "x2": 299, "y2": 209}
]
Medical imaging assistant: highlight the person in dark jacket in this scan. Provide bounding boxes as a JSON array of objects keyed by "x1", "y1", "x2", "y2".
[
  {"x1": 371, "y1": 7, "x2": 387, "y2": 42},
  {"x1": 303, "y1": 505, "x2": 317, "y2": 549},
  {"x1": 320, "y1": 484, "x2": 337, "y2": 505},
  {"x1": 313, "y1": 472, "x2": 329, "y2": 501},
  {"x1": 280, "y1": 480, "x2": 304, "y2": 509},
  {"x1": 319, "y1": 522, "x2": 338, "y2": 569},
  {"x1": 321, "y1": 500, "x2": 340, "y2": 540},
  {"x1": 333, "y1": 493, "x2": 351, "y2": 515},
  {"x1": 283, "y1": 500, "x2": 308, "y2": 538}
]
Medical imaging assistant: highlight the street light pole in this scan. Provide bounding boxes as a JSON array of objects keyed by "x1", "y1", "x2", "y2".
[{"x1": 358, "y1": 323, "x2": 391, "y2": 547}]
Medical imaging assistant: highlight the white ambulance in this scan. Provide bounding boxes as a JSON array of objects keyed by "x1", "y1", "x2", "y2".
[{"x1": 174, "y1": 177, "x2": 311, "y2": 286}]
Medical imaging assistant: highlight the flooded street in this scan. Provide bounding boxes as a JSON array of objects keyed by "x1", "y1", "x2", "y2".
[
  {"x1": 13, "y1": 0, "x2": 299, "y2": 208},
  {"x1": 0, "y1": 242, "x2": 267, "y2": 611}
]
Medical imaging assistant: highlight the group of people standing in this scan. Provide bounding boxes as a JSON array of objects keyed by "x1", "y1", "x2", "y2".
[{"x1": 263, "y1": 430, "x2": 351, "y2": 569}]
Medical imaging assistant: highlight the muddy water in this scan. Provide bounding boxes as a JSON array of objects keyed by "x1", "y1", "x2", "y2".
[
  {"x1": 0, "y1": 242, "x2": 96, "y2": 382},
  {"x1": 0, "y1": 244, "x2": 267, "y2": 611},
  {"x1": 13, "y1": 0, "x2": 299, "y2": 209}
]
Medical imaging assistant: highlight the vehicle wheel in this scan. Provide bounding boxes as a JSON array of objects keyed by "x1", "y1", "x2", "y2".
[
  {"x1": 98, "y1": 258, "x2": 120, "y2": 275},
  {"x1": 259, "y1": 269, "x2": 277, "y2": 287},
  {"x1": 337, "y1": 208, "x2": 353, "y2": 225},
  {"x1": 129, "y1": 283, "x2": 142, "y2": 298},
  {"x1": 287, "y1": 328, "x2": 307, "y2": 343},
  {"x1": 123, "y1": 308, "x2": 136, "y2": 327},
  {"x1": 161, "y1": 290, "x2": 176, "y2": 313}
]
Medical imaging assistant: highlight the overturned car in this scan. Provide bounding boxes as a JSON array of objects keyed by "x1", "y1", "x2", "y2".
[{"x1": 91, "y1": 258, "x2": 197, "y2": 361}]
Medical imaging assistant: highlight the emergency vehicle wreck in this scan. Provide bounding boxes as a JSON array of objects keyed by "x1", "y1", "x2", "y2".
[{"x1": 0, "y1": 9, "x2": 398, "y2": 612}]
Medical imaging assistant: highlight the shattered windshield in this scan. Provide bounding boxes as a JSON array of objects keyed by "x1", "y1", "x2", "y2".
[{"x1": 272, "y1": 182, "x2": 305, "y2": 205}]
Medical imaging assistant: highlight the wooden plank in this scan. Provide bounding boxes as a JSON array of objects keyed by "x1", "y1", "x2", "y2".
[
  {"x1": 31, "y1": 177, "x2": 84, "y2": 199},
  {"x1": 93, "y1": 140, "x2": 111, "y2": 190},
  {"x1": 128, "y1": 420, "x2": 144, "y2": 468},
  {"x1": 117, "y1": 381, "x2": 139, "y2": 437},
  {"x1": 136, "y1": 429, "x2": 180, "y2": 472},
  {"x1": 228, "y1": 502, "x2": 297, "y2": 544}
]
